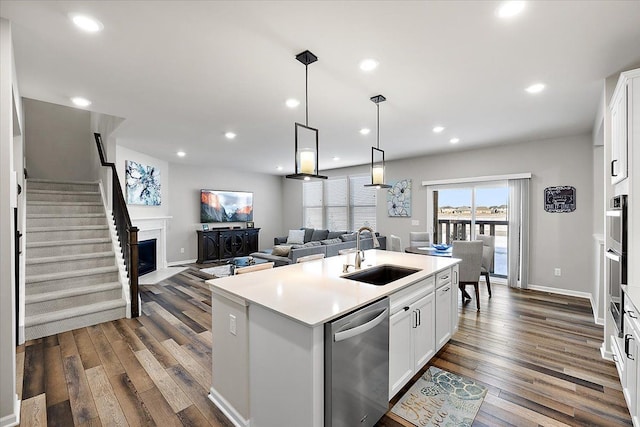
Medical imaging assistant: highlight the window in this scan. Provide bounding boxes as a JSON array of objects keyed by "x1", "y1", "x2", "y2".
[{"x1": 302, "y1": 174, "x2": 376, "y2": 231}]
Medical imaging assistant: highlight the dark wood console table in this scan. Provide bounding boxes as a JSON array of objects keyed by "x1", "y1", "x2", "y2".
[{"x1": 197, "y1": 228, "x2": 260, "y2": 264}]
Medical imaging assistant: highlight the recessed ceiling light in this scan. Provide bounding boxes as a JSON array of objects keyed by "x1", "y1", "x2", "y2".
[
  {"x1": 433, "y1": 126, "x2": 445, "y2": 133},
  {"x1": 359, "y1": 128, "x2": 371, "y2": 135},
  {"x1": 70, "y1": 14, "x2": 104, "y2": 32},
  {"x1": 359, "y1": 59, "x2": 379, "y2": 72},
  {"x1": 225, "y1": 132, "x2": 236, "y2": 140},
  {"x1": 496, "y1": 1, "x2": 526, "y2": 18},
  {"x1": 177, "y1": 151, "x2": 186, "y2": 157},
  {"x1": 286, "y1": 98, "x2": 300, "y2": 108},
  {"x1": 71, "y1": 97, "x2": 91, "y2": 107},
  {"x1": 276, "y1": 165, "x2": 283, "y2": 171},
  {"x1": 525, "y1": 83, "x2": 545, "y2": 94},
  {"x1": 449, "y1": 138, "x2": 460, "y2": 144},
  {"x1": 333, "y1": 156, "x2": 340, "y2": 161}
]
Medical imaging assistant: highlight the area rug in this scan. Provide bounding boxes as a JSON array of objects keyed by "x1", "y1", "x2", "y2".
[
  {"x1": 390, "y1": 366, "x2": 487, "y2": 427},
  {"x1": 200, "y1": 264, "x2": 232, "y2": 278}
]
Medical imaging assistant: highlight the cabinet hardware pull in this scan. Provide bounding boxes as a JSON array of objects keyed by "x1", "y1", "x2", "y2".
[
  {"x1": 417, "y1": 309, "x2": 421, "y2": 326},
  {"x1": 413, "y1": 310, "x2": 418, "y2": 328},
  {"x1": 611, "y1": 159, "x2": 618, "y2": 177},
  {"x1": 628, "y1": 311, "x2": 638, "y2": 319},
  {"x1": 442, "y1": 287, "x2": 450, "y2": 292},
  {"x1": 625, "y1": 334, "x2": 635, "y2": 360},
  {"x1": 441, "y1": 275, "x2": 449, "y2": 280},
  {"x1": 613, "y1": 354, "x2": 618, "y2": 362},
  {"x1": 403, "y1": 306, "x2": 410, "y2": 312}
]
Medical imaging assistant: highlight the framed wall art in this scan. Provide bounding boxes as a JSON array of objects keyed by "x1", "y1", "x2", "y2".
[
  {"x1": 125, "y1": 160, "x2": 161, "y2": 206},
  {"x1": 544, "y1": 186, "x2": 576, "y2": 213},
  {"x1": 387, "y1": 179, "x2": 412, "y2": 217}
]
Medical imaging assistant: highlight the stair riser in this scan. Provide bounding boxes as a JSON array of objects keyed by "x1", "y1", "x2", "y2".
[
  {"x1": 28, "y1": 182, "x2": 99, "y2": 192},
  {"x1": 26, "y1": 288, "x2": 123, "y2": 315},
  {"x1": 27, "y1": 229, "x2": 110, "y2": 242},
  {"x1": 27, "y1": 192, "x2": 102, "y2": 203},
  {"x1": 26, "y1": 256, "x2": 116, "y2": 276},
  {"x1": 27, "y1": 204, "x2": 105, "y2": 215},
  {"x1": 26, "y1": 271, "x2": 120, "y2": 294},
  {"x1": 27, "y1": 242, "x2": 114, "y2": 258},
  {"x1": 27, "y1": 216, "x2": 108, "y2": 227},
  {"x1": 25, "y1": 305, "x2": 126, "y2": 341}
]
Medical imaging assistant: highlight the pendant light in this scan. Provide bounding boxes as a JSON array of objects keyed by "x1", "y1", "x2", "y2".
[
  {"x1": 286, "y1": 50, "x2": 327, "y2": 180},
  {"x1": 364, "y1": 94, "x2": 391, "y2": 188}
]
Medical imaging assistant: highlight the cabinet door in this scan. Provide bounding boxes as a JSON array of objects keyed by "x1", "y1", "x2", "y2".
[
  {"x1": 435, "y1": 283, "x2": 453, "y2": 350},
  {"x1": 413, "y1": 293, "x2": 435, "y2": 370},
  {"x1": 451, "y1": 265, "x2": 459, "y2": 334},
  {"x1": 246, "y1": 229, "x2": 259, "y2": 253},
  {"x1": 623, "y1": 315, "x2": 638, "y2": 417},
  {"x1": 389, "y1": 307, "x2": 413, "y2": 399},
  {"x1": 610, "y1": 83, "x2": 628, "y2": 184},
  {"x1": 201, "y1": 231, "x2": 219, "y2": 262}
]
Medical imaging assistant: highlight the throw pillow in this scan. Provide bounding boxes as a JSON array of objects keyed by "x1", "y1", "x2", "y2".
[
  {"x1": 286, "y1": 229, "x2": 305, "y2": 245},
  {"x1": 327, "y1": 231, "x2": 347, "y2": 239},
  {"x1": 303, "y1": 241, "x2": 322, "y2": 247},
  {"x1": 340, "y1": 233, "x2": 357, "y2": 242},
  {"x1": 320, "y1": 238, "x2": 342, "y2": 245},
  {"x1": 272, "y1": 245, "x2": 292, "y2": 256},
  {"x1": 301, "y1": 227, "x2": 315, "y2": 243},
  {"x1": 310, "y1": 229, "x2": 329, "y2": 241}
]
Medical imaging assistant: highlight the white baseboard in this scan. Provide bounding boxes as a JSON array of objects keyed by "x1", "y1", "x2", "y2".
[
  {"x1": 601, "y1": 343, "x2": 613, "y2": 361},
  {"x1": 208, "y1": 388, "x2": 250, "y2": 427},
  {"x1": 589, "y1": 294, "x2": 605, "y2": 325},
  {"x1": 0, "y1": 395, "x2": 20, "y2": 427},
  {"x1": 526, "y1": 283, "x2": 592, "y2": 300},
  {"x1": 167, "y1": 259, "x2": 196, "y2": 267}
]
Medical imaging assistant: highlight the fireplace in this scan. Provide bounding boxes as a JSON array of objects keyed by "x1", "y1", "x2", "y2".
[{"x1": 138, "y1": 239, "x2": 157, "y2": 276}]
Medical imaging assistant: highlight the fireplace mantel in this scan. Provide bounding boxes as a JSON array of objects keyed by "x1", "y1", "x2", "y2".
[{"x1": 132, "y1": 216, "x2": 172, "y2": 270}]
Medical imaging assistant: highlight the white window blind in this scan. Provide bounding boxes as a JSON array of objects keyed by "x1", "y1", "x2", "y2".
[
  {"x1": 325, "y1": 177, "x2": 348, "y2": 231},
  {"x1": 303, "y1": 181, "x2": 323, "y2": 229},
  {"x1": 350, "y1": 175, "x2": 376, "y2": 230}
]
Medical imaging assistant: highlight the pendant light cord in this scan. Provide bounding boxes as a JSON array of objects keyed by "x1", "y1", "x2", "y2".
[
  {"x1": 305, "y1": 64, "x2": 309, "y2": 126},
  {"x1": 376, "y1": 102, "x2": 380, "y2": 149}
]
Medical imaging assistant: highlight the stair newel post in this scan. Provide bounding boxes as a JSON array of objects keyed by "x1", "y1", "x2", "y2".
[{"x1": 129, "y1": 226, "x2": 139, "y2": 317}]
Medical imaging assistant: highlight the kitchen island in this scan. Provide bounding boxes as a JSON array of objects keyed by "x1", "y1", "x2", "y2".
[{"x1": 207, "y1": 249, "x2": 460, "y2": 427}]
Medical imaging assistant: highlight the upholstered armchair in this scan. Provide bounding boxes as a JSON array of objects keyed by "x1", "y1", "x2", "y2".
[
  {"x1": 409, "y1": 231, "x2": 430, "y2": 247},
  {"x1": 476, "y1": 235, "x2": 495, "y2": 298}
]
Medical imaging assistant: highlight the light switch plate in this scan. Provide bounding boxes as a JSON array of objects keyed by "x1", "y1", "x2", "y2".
[{"x1": 411, "y1": 220, "x2": 420, "y2": 226}]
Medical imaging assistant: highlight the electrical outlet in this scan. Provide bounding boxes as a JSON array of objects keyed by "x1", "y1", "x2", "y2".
[
  {"x1": 180, "y1": 247, "x2": 184, "y2": 253},
  {"x1": 412, "y1": 220, "x2": 420, "y2": 226},
  {"x1": 229, "y1": 314, "x2": 237, "y2": 335},
  {"x1": 554, "y1": 268, "x2": 561, "y2": 277}
]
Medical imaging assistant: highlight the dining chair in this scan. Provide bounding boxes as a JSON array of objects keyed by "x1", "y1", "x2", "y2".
[
  {"x1": 296, "y1": 253, "x2": 326, "y2": 263},
  {"x1": 409, "y1": 231, "x2": 430, "y2": 247},
  {"x1": 389, "y1": 235, "x2": 402, "y2": 252},
  {"x1": 476, "y1": 235, "x2": 495, "y2": 298},
  {"x1": 234, "y1": 262, "x2": 275, "y2": 275},
  {"x1": 452, "y1": 240, "x2": 483, "y2": 311}
]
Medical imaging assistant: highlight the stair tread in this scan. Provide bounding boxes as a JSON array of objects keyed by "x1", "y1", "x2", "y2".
[
  {"x1": 27, "y1": 213, "x2": 105, "y2": 218},
  {"x1": 27, "y1": 225, "x2": 109, "y2": 232},
  {"x1": 26, "y1": 282, "x2": 121, "y2": 303},
  {"x1": 28, "y1": 179, "x2": 99, "y2": 185},
  {"x1": 27, "y1": 201, "x2": 103, "y2": 206},
  {"x1": 27, "y1": 251, "x2": 115, "y2": 265},
  {"x1": 28, "y1": 189, "x2": 100, "y2": 195},
  {"x1": 25, "y1": 299, "x2": 125, "y2": 326},
  {"x1": 26, "y1": 265, "x2": 119, "y2": 283},
  {"x1": 26, "y1": 237, "x2": 112, "y2": 248}
]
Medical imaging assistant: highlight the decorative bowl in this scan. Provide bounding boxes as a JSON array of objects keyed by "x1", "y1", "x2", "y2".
[{"x1": 433, "y1": 244, "x2": 450, "y2": 251}]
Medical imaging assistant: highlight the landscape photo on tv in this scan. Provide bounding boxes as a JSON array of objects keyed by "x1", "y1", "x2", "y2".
[{"x1": 200, "y1": 190, "x2": 253, "y2": 223}]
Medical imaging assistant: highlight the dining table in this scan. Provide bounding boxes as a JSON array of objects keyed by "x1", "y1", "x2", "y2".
[{"x1": 405, "y1": 245, "x2": 453, "y2": 257}]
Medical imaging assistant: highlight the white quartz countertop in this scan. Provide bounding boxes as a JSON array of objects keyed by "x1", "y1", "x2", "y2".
[
  {"x1": 623, "y1": 285, "x2": 640, "y2": 311},
  {"x1": 207, "y1": 249, "x2": 460, "y2": 327}
]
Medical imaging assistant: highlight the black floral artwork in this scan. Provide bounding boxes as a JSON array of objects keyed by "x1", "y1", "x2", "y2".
[{"x1": 387, "y1": 179, "x2": 411, "y2": 217}]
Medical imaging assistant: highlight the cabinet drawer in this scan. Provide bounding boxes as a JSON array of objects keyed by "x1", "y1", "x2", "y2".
[
  {"x1": 390, "y1": 276, "x2": 435, "y2": 314},
  {"x1": 436, "y1": 268, "x2": 452, "y2": 288}
]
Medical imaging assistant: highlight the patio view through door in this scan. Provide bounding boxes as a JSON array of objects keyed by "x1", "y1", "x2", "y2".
[{"x1": 433, "y1": 184, "x2": 509, "y2": 277}]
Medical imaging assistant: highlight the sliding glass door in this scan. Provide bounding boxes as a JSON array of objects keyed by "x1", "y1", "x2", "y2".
[{"x1": 433, "y1": 183, "x2": 508, "y2": 277}]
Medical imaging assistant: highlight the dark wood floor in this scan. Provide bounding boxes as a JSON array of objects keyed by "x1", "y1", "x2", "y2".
[{"x1": 17, "y1": 267, "x2": 631, "y2": 426}]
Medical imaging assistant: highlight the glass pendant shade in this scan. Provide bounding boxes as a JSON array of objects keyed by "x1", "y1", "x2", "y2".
[{"x1": 365, "y1": 147, "x2": 391, "y2": 188}]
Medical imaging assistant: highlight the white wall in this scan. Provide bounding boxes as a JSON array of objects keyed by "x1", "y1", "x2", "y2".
[
  {"x1": 91, "y1": 112, "x2": 125, "y2": 211},
  {"x1": 167, "y1": 163, "x2": 283, "y2": 263},
  {"x1": 23, "y1": 98, "x2": 97, "y2": 181},
  {"x1": 283, "y1": 134, "x2": 595, "y2": 295},
  {"x1": 1, "y1": 17, "x2": 20, "y2": 427},
  {"x1": 115, "y1": 145, "x2": 170, "y2": 219}
]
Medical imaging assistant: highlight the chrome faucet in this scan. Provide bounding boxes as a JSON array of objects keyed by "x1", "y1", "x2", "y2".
[{"x1": 354, "y1": 226, "x2": 380, "y2": 269}]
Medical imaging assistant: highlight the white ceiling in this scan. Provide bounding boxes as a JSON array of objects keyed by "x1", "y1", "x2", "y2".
[{"x1": 2, "y1": 1, "x2": 640, "y2": 175}]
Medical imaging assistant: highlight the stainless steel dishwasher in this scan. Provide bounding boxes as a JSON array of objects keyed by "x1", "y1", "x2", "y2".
[{"x1": 325, "y1": 297, "x2": 389, "y2": 427}]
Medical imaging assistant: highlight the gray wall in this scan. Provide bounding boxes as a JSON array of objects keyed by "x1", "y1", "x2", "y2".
[
  {"x1": 23, "y1": 98, "x2": 98, "y2": 181},
  {"x1": 283, "y1": 134, "x2": 596, "y2": 294},
  {"x1": 167, "y1": 163, "x2": 283, "y2": 263}
]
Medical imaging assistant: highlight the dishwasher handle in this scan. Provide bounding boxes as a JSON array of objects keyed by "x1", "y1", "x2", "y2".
[{"x1": 334, "y1": 308, "x2": 388, "y2": 342}]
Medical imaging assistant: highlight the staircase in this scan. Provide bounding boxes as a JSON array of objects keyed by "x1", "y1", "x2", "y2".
[{"x1": 24, "y1": 179, "x2": 126, "y2": 340}]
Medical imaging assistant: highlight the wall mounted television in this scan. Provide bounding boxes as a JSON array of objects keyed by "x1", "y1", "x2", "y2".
[{"x1": 200, "y1": 189, "x2": 253, "y2": 223}]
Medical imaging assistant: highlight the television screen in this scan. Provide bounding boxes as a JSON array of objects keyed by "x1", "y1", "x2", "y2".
[{"x1": 201, "y1": 190, "x2": 253, "y2": 223}]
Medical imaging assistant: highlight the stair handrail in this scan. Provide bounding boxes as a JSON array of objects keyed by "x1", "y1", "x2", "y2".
[{"x1": 94, "y1": 133, "x2": 139, "y2": 317}]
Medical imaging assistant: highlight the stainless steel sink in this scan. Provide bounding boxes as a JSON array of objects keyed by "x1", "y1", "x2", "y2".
[{"x1": 342, "y1": 264, "x2": 421, "y2": 286}]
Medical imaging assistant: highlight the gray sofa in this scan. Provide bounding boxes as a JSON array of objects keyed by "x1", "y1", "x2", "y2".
[{"x1": 251, "y1": 228, "x2": 387, "y2": 267}]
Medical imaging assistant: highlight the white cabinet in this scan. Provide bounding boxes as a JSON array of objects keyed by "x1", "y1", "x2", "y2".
[
  {"x1": 610, "y1": 78, "x2": 628, "y2": 184},
  {"x1": 452, "y1": 264, "x2": 459, "y2": 334},
  {"x1": 435, "y1": 268, "x2": 454, "y2": 350},
  {"x1": 623, "y1": 300, "x2": 640, "y2": 427},
  {"x1": 388, "y1": 277, "x2": 435, "y2": 399}
]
